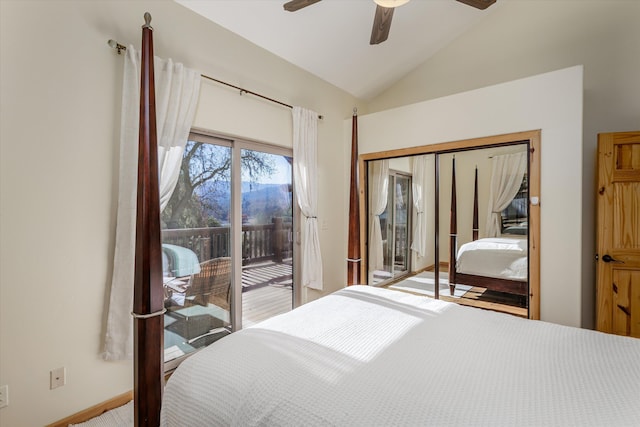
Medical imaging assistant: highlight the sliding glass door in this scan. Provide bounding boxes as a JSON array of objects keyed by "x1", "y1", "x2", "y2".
[
  {"x1": 162, "y1": 132, "x2": 296, "y2": 370},
  {"x1": 239, "y1": 148, "x2": 294, "y2": 327},
  {"x1": 162, "y1": 137, "x2": 232, "y2": 368}
]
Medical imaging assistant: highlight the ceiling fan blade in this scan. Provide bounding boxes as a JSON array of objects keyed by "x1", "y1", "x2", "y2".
[
  {"x1": 455, "y1": 0, "x2": 496, "y2": 10},
  {"x1": 370, "y1": 5, "x2": 394, "y2": 45},
  {"x1": 283, "y1": 0, "x2": 322, "y2": 12}
]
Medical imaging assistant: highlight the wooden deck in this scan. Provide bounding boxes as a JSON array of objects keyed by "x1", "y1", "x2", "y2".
[
  {"x1": 242, "y1": 259, "x2": 292, "y2": 291},
  {"x1": 243, "y1": 284, "x2": 292, "y2": 327},
  {"x1": 242, "y1": 259, "x2": 293, "y2": 326}
]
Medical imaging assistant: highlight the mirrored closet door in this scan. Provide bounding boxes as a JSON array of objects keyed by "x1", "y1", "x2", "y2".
[{"x1": 361, "y1": 131, "x2": 540, "y2": 319}]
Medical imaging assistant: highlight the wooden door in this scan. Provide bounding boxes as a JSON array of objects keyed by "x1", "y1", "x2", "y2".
[{"x1": 596, "y1": 131, "x2": 640, "y2": 337}]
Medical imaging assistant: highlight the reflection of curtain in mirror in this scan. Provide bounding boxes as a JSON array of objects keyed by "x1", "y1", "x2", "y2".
[
  {"x1": 369, "y1": 160, "x2": 389, "y2": 271},
  {"x1": 410, "y1": 155, "x2": 427, "y2": 257},
  {"x1": 396, "y1": 183, "x2": 404, "y2": 207},
  {"x1": 486, "y1": 151, "x2": 527, "y2": 237}
]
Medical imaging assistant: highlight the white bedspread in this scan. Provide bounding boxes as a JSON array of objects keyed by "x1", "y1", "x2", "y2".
[
  {"x1": 456, "y1": 237, "x2": 528, "y2": 280},
  {"x1": 161, "y1": 286, "x2": 640, "y2": 427}
]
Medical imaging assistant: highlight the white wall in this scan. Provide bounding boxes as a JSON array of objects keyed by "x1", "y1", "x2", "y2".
[
  {"x1": 369, "y1": 0, "x2": 640, "y2": 328},
  {"x1": 0, "y1": 1, "x2": 358, "y2": 425},
  {"x1": 357, "y1": 66, "x2": 584, "y2": 327}
]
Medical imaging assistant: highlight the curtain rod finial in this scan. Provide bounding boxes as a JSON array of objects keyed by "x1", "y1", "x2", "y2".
[
  {"x1": 353, "y1": 107, "x2": 357, "y2": 116},
  {"x1": 143, "y1": 12, "x2": 153, "y2": 29}
]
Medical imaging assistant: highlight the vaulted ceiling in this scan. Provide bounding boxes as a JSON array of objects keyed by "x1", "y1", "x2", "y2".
[{"x1": 175, "y1": 0, "x2": 501, "y2": 100}]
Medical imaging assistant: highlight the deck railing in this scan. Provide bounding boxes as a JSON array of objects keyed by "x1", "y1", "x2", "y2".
[{"x1": 162, "y1": 217, "x2": 292, "y2": 266}]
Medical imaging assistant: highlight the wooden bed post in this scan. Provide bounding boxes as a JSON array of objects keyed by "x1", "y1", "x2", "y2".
[
  {"x1": 448, "y1": 157, "x2": 457, "y2": 295},
  {"x1": 434, "y1": 154, "x2": 440, "y2": 300},
  {"x1": 133, "y1": 12, "x2": 164, "y2": 426},
  {"x1": 347, "y1": 108, "x2": 361, "y2": 285},
  {"x1": 473, "y1": 166, "x2": 479, "y2": 241}
]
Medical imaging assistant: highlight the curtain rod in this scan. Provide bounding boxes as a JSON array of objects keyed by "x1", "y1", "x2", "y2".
[{"x1": 108, "y1": 39, "x2": 323, "y2": 119}]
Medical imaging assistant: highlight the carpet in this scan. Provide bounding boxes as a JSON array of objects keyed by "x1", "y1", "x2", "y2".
[{"x1": 388, "y1": 271, "x2": 471, "y2": 298}]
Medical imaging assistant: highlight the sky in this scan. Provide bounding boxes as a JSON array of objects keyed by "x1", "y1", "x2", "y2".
[{"x1": 244, "y1": 152, "x2": 292, "y2": 185}]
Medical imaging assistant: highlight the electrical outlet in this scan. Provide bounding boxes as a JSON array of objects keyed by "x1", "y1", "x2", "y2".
[
  {"x1": 0, "y1": 384, "x2": 8, "y2": 409},
  {"x1": 50, "y1": 367, "x2": 66, "y2": 389}
]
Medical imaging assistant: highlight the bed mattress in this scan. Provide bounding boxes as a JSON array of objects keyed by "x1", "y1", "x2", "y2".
[
  {"x1": 456, "y1": 237, "x2": 528, "y2": 281},
  {"x1": 161, "y1": 285, "x2": 640, "y2": 427}
]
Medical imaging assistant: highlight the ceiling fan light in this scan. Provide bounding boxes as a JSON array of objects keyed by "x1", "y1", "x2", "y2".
[{"x1": 373, "y1": 0, "x2": 410, "y2": 8}]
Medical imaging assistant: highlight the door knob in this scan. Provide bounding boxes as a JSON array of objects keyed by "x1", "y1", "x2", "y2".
[{"x1": 602, "y1": 254, "x2": 624, "y2": 263}]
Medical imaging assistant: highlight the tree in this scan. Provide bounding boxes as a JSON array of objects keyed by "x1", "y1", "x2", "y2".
[{"x1": 162, "y1": 141, "x2": 276, "y2": 229}]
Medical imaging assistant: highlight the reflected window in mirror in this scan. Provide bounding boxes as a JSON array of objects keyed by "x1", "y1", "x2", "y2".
[{"x1": 501, "y1": 173, "x2": 528, "y2": 236}]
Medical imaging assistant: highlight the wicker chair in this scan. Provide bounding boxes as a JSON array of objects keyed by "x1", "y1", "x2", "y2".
[
  {"x1": 168, "y1": 257, "x2": 232, "y2": 312},
  {"x1": 165, "y1": 257, "x2": 232, "y2": 342},
  {"x1": 188, "y1": 257, "x2": 231, "y2": 311}
]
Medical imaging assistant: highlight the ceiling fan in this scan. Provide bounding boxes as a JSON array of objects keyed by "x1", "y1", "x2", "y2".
[{"x1": 283, "y1": 0, "x2": 496, "y2": 45}]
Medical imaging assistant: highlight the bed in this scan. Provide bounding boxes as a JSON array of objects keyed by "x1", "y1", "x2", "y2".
[
  {"x1": 131, "y1": 15, "x2": 635, "y2": 426},
  {"x1": 456, "y1": 236, "x2": 527, "y2": 280},
  {"x1": 448, "y1": 159, "x2": 529, "y2": 296},
  {"x1": 454, "y1": 236, "x2": 528, "y2": 295},
  {"x1": 161, "y1": 285, "x2": 640, "y2": 426}
]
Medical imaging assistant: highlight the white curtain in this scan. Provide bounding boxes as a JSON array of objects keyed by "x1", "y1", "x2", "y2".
[
  {"x1": 103, "y1": 46, "x2": 201, "y2": 360},
  {"x1": 369, "y1": 159, "x2": 389, "y2": 271},
  {"x1": 410, "y1": 155, "x2": 427, "y2": 257},
  {"x1": 292, "y1": 106, "x2": 323, "y2": 290},
  {"x1": 485, "y1": 151, "x2": 527, "y2": 238}
]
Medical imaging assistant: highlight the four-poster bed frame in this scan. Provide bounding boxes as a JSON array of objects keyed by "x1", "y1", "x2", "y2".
[
  {"x1": 447, "y1": 157, "x2": 528, "y2": 297},
  {"x1": 123, "y1": 20, "x2": 637, "y2": 421}
]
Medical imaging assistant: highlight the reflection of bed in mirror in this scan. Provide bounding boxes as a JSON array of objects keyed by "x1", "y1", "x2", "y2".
[
  {"x1": 453, "y1": 237, "x2": 528, "y2": 295},
  {"x1": 448, "y1": 157, "x2": 529, "y2": 297}
]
